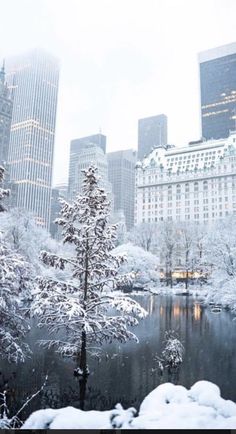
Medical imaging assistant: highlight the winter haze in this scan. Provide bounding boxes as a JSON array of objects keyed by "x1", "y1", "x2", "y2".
[{"x1": 0, "y1": 0, "x2": 236, "y2": 185}]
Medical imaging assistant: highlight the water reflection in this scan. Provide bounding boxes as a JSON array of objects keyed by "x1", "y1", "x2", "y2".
[
  {"x1": 0, "y1": 295, "x2": 235, "y2": 420},
  {"x1": 193, "y1": 303, "x2": 201, "y2": 321}
]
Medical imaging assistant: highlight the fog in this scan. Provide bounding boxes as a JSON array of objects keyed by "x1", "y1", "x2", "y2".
[{"x1": 0, "y1": 0, "x2": 235, "y2": 185}]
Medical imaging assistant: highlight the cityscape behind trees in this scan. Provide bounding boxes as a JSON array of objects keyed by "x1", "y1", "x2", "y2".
[{"x1": 0, "y1": 2, "x2": 236, "y2": 429}]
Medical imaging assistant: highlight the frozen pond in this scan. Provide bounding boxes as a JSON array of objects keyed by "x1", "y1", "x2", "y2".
[{"x1": 0, "y1": 294, "x2": 236, "y2": 420}]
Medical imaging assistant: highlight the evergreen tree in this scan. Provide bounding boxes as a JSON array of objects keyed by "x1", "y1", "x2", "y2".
[
  {"x1": 32, "y1": 166, "x2": 147, "y2": 375},
  {"x1": 0, "y1": 167, "x2": 31, "y2": 363}
]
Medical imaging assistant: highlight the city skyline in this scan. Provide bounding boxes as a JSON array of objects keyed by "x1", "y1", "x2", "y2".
[{"x1": 0, "y1": 0, "x2": 236, "y2": 185}]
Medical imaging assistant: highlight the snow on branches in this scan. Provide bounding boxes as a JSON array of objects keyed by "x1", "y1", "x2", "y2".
[
  {"x1": 0, "y1": 167, "x2": 32, "y2": 363},
  {"x1": 32, "y1": 166, "x2": 147, "y2": 372}
]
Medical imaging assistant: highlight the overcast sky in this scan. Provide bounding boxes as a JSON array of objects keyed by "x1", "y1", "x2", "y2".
[{"x1": 1, "y1": 0, "x2": 236, "y2": 185}]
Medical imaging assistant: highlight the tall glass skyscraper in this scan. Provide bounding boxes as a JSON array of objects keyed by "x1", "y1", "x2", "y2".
[
  {"x1": 138, "y1": 114, "x2": 168, "y2": 160},
  {"x1": 199, "y1": 42, "x2": 236, "y2": 140},
  {"x1": 0, "y1": 61, "x2": 13, "y2": 165},
  {"x1": 68, "y1": 133, "x2": 106, "y2": 200},
  {"x1": 6, "y1": 49, "x2": 59, "y2": 229},
  {"x1": 107, "y1": 149, "x2": 137, "y2": 230}
]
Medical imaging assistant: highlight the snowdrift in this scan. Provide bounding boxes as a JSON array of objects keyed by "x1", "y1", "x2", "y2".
[{"x1": 22, "y1": 380, "x2": 236, "y2": 429}]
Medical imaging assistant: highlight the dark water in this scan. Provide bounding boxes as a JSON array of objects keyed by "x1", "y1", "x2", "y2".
[{"x1": 1, "y1": 294, "x2": 236, "y2": 421}]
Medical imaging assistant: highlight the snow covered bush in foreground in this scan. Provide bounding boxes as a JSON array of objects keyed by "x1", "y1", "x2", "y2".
[
  {"x1": 31, "y1": 166, "x2": 147, "y2": 375},
  {"x1": 22, "y1": 381, "x2": 236, "y2": 429},
  {"x1": 113, "y1": 242, "x2": 159, "y2": 287}
]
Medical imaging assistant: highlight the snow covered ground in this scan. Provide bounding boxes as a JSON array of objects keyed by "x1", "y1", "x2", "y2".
[{"x1": 22, "y1": 381, "x2": 236, "y2": 429}]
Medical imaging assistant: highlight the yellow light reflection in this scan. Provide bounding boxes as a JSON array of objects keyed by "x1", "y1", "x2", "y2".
[
  {"x1": 173, "y1": 305, "x2": 180, "y2": 317},
  {"x1": 194, "y1": 303, "x2": 201, "y2": 321}
]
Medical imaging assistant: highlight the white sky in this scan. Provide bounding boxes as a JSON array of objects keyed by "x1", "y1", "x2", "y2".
[{"x1": 1, "y1": 0, "x2": 236, "y2": 185}]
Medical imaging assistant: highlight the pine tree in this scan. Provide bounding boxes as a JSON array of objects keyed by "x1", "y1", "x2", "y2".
[
  {"x1": 0, "y1": 166, "x2": 31, "y2": 363},
  {"x1": 32, "y1": 166, "x2": 147, "y2": 375}
]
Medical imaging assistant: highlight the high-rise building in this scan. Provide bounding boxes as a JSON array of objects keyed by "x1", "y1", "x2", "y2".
[
  {"x1": 138, "y1": 114, "x2": 168, "y2": 160},
  {"x1": 135, "y1": 132, "x2": 236, "y2": 226},
  {"x1": 107, "y1": 149, "x2": 137, "y2": 230},
  {"x1": 199, "y1": 42, "x2": 236, "y2": 141},
  {"x1": 6, "y1": 49, "x2": 59, "y2": 229},
  {"x1": 49, "y1": 184, "x2": 68, "y2": 239},
  {"x1": 0, "y1": 61, "x2": 13, "y2": 165},
  {"x1": 68, "y1": 133, "x2": 106, "y2": 200},
  {"x1": 76, "y1": 144, "x2": 112, "y2": 203}
]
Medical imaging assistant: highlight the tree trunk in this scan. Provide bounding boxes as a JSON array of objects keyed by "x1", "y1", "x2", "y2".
[
  {"x1": 79, "y1": 373, "x2": 87, "y2": 410},
  {"x1": 79, "y1": 329, "x2": 87, "y2": 375},
  {"x1": 185, "y1": 269, "x2": 188, "y2": 290}
]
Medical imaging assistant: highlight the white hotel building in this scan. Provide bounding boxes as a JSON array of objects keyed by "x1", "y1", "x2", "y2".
[{"x1": 135, "y1": 132, "x2": 236, "y2": 225}]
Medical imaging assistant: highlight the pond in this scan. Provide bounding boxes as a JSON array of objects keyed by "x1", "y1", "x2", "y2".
[{"x1": 0, "y1": 294, "x2": 236, "y2": 422}]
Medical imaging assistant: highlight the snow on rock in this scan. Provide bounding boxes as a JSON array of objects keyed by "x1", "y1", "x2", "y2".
[
  {"x1": 22, "y1": 407, "x2": 112, "y2": 430},
  {"x1": 21, "y1": 381, "x2": 236, "y2": 429},
  {"x1": 133, "y1": 381, "x2": 236, "y2": 429},
  {"x1": 113, "y1": 242, "x2": 159, "y2": 286}
]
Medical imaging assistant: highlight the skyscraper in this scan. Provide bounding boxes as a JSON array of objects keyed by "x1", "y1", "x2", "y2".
[
  {"x1": 68, "y1": 133, "x2": 106, "y2": 200},
  {"x1": 6, "y1": 49, "x2": 59, "y2": 229},
  {"x1": 0, "y1": 61, "x2": 13, "y2": 165},
  {"x1": 107, "y1": 149, "x2": 137, "y2": 230},
  {"x1": 199, "y1": 42, "x2": 236, "y2": 140},
  {"x1": 138, "y1": 114, "x2": 168, "y2": 160}
]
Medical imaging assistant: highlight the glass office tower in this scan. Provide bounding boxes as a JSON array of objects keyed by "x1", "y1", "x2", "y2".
[
  {"x1": 138, "y1": 114, "x2": 168, "y2": 160},
  {"x1": 199, "y1": 42, "x2": 236, "y2": 140},
  {"x1": 6, "y1": 49, "x2": 59, "y2": 229}
]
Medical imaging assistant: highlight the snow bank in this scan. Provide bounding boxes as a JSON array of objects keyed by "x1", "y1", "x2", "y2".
[
  {"x1": 21, "y1": 381, "x2": 236, "y2": 429},
  {"x1": 113, "y1": 243, "x2": 159, "y2": 286}
]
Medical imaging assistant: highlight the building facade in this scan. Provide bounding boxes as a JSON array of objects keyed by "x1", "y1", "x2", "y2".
[
  {"x1": 107, "y1": 149, "x2": 137, "y2": 230},
  {"x1": 75, "y1": 144, "x2": 112, "y2": 197},
  {"x1": 138, "y1": 114, "x2": 168, "y2": 160},
  {"x1": 135, "y1": 132, "x2": 236, "y2": 225},
  {"x1": 199, "y1": 42, "x2": 236, "y2": 141},
  {"x1": 0, "y1": 62, "x2": 13, "y2": 165},
  {"x1": 6, "y1": 49, "x2": 59, "y2": 229},
  {"x1": 68, "y1": 133, "x2": 106, "y2": 200}
]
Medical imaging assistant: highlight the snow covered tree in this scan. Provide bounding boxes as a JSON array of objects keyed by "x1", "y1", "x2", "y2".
[
  {"x1": 0, "y1": 167, "x2": 31, "y2": 363},
  {"x1": 161, "y1": 331, "x2": 184, "y2": 368},
  {"x1": 113, "y1": 243, "x2": 159, "y2": 288},
  {"x1": 158, "y1": 221, "x2": 178, "y2": 288},
  {"x1": 31, "y1": 166, "x2": 147, "y2": 376},
  {"x1": 208, "y1": 216, "x2": 236, "y2": 279},
  {"x1": 177, "y1": 222, "x2": 195, "y2": 290},
  {"x1": 205, "y1": 216, "x2": 236, "y2": 310},
  {"x1": 0, "y1": 208, "x2": 59, "y2": 274},
  {"x1": 128, "y1": 222, "x2": 157, "y2": 252}
]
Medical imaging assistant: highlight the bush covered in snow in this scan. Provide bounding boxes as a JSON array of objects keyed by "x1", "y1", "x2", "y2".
[
  {"x1": 22, "y1": 380, "x2": 236, "y2": 429},
  {"x1": 161, "y1": 331, "x2": 184, "y2": 368},
  {"x1": 113, "y1": 242, "x2": 159, "y2": 287},
  {"x1": 206, "y1": 216, "x2": 236, "y2": 312},
  {"x1": 206, "y1": 275, "x2": 236, "y2": 312}
]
